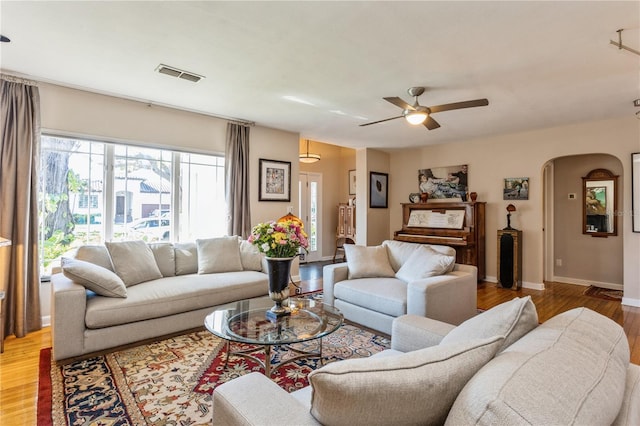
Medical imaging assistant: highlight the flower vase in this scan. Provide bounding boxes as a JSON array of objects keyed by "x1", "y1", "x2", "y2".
[{"x1": 265, "y1": 257, "x2": 294, "y2": 316}]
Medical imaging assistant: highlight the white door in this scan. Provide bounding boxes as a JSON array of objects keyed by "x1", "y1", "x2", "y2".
[{"x1": 299, "y1": 172, "x2": 322, "y2": 263}]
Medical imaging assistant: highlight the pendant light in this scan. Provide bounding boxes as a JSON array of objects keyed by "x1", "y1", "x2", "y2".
[{"x1": 299, "y1": 139, "x2": 321, "y2": 163}]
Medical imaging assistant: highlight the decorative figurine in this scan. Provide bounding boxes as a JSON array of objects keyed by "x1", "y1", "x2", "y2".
[{"x1": 505, "y1": 204, "x2": 516, "y2": 230}]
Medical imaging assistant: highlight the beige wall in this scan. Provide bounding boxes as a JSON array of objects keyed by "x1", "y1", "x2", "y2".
[
  {"x1": 388, "y1": 117, "x2": 640, "y2": 306},
  {"x1": 553, "y1": 154, "x2": 623, "y2": 288},
  {"x1": 363, "y1": 149, "x2": 391, "y2": 246}
]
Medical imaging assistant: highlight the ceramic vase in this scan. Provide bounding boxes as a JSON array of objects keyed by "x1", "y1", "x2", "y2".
[{"x1": 265, "y1": 257, "x2": 294, "y2": 315}]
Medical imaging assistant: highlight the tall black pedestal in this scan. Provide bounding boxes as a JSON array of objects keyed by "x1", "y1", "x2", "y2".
[{"x1": 497, "y1": 229, "x2": 522, "y2": 290}]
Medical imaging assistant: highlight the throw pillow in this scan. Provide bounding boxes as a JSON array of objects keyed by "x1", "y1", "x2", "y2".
[
  {"x1": 239, "y1": 239, "x2": 264, "y2": 271},
  {"x1": 174, "y1": 242, "x2": 198, "y2": 275},
  {"x1": 75, "y1": 245, "x2": 114, "y2": 271},
  {"x1": 395, "y1": 245, "x2": 456, "y2": 282},
  {"x1": 383, "y1": 240, "x2": 456, "y2": 272},
  {"x1": 104, "y1": 240, "x2": 163, "y2": 287},
  {"x1": 147, "y1": 242, "x2": 176, "y2": 277},
  {"x1": 61, "y1": 257, "x2": 127, "y2": 298},
  {"x1": 196, "y1": 236, "x2": 243, "y2": 274},
  {"x1": 441, "y1": 296, "x2": 538, "y2": 353},
  {"x1": 343, "y1": 244, "x2": 395, "y2": 279},
  {"x1": 309, "y1": 335, "x2": 504, "y2": 426}
]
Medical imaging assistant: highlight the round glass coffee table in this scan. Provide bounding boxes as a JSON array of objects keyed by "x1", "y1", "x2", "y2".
[{"x1": 204, "y1": 297, "x2": 343, "y2": 377}]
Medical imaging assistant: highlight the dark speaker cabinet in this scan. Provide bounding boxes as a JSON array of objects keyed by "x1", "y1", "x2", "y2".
[{"x1": 497, "y1": 229, "x2": 522, "y2": 289}]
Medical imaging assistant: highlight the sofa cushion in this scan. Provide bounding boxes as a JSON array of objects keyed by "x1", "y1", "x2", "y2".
[
  {"x1": 614, "y1": 365, "x2": 640, "y2": 426},
  {"x1": 196, "y1": 236, "x2": 243, "y2": 274},
  {"x1": 441, "y1": 296, "x2": 538, "y2": 352},
  {"x1": 446, "y1": 307, "x2": 630, "y2": 426},
  {"x1": 61, "y1": 257, "x2": 127, "y2": 298},
  {"x1": 395, "y1": 245, "x2": 456, "y2": 282},
  {"x1": 147, "y1": 242, "x2": 176, "y2": 277},
  {"x1": 334, "y1": 278, "x2": 407, "y2": 317},
  {"x1": 85, "y1": 271, "x2": 269, "y2": 328},
  {"x1": 174, "y1": 242, "x2": 198, "y2": 275},
  {"x1": 343, "y1": 244, "x2": 395, "y2": 279},
  {"x1": 75, "y1": 245, "x2": 114, "y2": 271},
  {"x1": 383, "y1": 240, "x2": 456, "y2": 272},
  {"x1": 239, "y1": 239, "x2": 264, "y2": 271},
  {"x1": 309, "y1": 335, "x2": 504, "y2": 426},
  {"x1": 105, "y1": 240, "x2": 163, "y2": 286}
]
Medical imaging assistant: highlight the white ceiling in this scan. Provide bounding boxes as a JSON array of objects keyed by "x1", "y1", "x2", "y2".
[{"x1": 1, "y1": 1, "x2": 639, "y2": 150}]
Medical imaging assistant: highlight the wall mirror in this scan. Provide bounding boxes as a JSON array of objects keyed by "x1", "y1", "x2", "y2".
[{"x1": 582, "y1": 168, "x2": 618, "y2": 237}]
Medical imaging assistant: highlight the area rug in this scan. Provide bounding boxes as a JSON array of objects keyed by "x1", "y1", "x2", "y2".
[
  {"x1": 38, "y1": 323, "x2": 389, "y2": 426},
  {"x1": 583, "y1": 285, "x2": 623, "y2": 301}
]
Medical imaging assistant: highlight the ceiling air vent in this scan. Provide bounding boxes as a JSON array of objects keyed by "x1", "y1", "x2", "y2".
[{"x1": 156, "y1": 64, "x2": 203, "y2": 83}]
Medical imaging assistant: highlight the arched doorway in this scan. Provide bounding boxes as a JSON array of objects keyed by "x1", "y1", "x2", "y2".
[{"x1": 543, "y1": 153, "x2": 624, "y2": 290}]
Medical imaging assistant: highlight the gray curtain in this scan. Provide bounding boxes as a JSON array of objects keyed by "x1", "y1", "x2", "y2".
[
  {"x1": 225, "y1": 122, "x2": 252, "y2": 238},
  {"x1": 0, "y1": 74, "x2": 42, "y2": 339}
]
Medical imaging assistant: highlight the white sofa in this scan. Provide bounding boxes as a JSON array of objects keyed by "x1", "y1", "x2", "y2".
[
  {"x1": 50, "y1": 237, "x2": 270, "y2": 361},
  {"x1": 212, "y1": 297, "x2": 640, "y2": 425},
  {"x1": 323, "y1": 240, "x2": 478, "y2": 335}
]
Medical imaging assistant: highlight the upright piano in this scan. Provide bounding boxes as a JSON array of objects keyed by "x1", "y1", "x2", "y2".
[{"x1": 393, "y1": 201, "x2": 486, "y2": 281}]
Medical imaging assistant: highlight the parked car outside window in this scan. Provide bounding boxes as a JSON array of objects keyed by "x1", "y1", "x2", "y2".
[{"x1": 129, "y1": 218, "x2": 170, "y2": 241}]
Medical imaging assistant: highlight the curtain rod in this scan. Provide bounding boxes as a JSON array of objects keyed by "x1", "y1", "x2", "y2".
[{"x1": 0, "y1": 73, "x2": 38, "y2": 86}]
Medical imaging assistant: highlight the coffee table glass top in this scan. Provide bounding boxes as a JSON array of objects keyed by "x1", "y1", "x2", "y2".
[{"x1": 204, "y1": 297, "x2": 343, "y2": 346}]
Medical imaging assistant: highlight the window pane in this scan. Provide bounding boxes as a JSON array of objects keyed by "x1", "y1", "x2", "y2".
[
  {"x1": 39, "y1": 135, "x2": 225, "y2": 276},
  {"x1": 39, "y1": 136, "x2": 105, "y2": 276},
  {"x1": 112, "y1": 146, "x2": 172, "y2": 242},
  {"x1": 179, "y1": 154, "x2": 226, "y2": 240}
]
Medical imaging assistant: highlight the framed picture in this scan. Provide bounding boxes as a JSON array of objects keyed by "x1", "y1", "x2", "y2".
[
  {"x1": 258, "y1": 159, "x2": 291, "y2": 202},
  {"x1": 418, "y1": 164, "x2": 468, "y2": 202},
  {"x1": 348, "y1": 169, "x2": 356, "y2": 195},
  {"x1": 633, "y1": 153, "x2": 640, "y2": 232},
  {"x1": 369, "y1": 171, "x2": 388, "y2": 208},
  {"x1": 503, "y1": 177, "x2": 529, "y2": 200}
]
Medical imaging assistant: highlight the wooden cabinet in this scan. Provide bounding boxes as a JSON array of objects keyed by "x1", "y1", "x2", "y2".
[
  {"x1": 337, "y1": 204, "x2": 356, "y2": 239},
  {"x1": 334, "y1": 204, "x2": 356, "y2": 262}
]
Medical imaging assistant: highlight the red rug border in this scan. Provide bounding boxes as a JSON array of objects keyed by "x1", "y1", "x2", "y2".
[{"x1": 37, "y1": 347, "x2": 53, "y2": 426}]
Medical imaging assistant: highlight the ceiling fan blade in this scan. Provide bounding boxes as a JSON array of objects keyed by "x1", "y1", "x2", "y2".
[
  {"x1": 384, "y1": 97, "x2": 414, "y2": 111},
  {"x1": 359, "y1": 115, "x2": 404, "y2": 127},
  {"x1": 424, "y1": 116, "x2": 441, "y2": 130},
  {"x1": 428, "y1": 98, "x2": 489, "y2": 114}
]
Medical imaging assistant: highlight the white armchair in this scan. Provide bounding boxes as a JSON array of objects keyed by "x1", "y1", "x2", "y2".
[{"x1": 322, "y1": 240, "x2": 478, "y2": 335}]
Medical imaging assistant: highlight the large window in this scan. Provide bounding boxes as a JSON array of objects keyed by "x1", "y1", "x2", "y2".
[{"x1": 39, "y1": 135, "x2": 225, "y2": 275}]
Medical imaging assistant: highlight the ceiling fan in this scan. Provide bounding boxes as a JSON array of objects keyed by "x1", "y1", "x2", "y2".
[{"x1": 360, "y1": 87, "x2": 489, "y2": 130}]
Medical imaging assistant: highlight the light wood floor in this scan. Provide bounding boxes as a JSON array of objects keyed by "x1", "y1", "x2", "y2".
[{"x1": 1, "y1": 281, "x2": 639, "y2": 424}]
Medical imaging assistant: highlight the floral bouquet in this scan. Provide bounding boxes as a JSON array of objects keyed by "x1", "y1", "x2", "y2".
[{"x1": 248, "y1": 217, "x2": 309, "y2": 259}]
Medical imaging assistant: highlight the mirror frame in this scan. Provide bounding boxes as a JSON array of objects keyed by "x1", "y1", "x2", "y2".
[
  {"x1": 633, "y1": 153, "x2": 640, "y2": 232},
  {"x1": 582, "y1": 168, "x2": 618, "y2": 237}
]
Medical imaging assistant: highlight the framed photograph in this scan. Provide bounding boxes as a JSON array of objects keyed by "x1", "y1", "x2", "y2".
[
  {"x1": 348, "y1": 169, "x2": 356, "y2": 195},
  {"x1": 369, "y1": 171, "x2": 388, "y2": 208},
  {"x1": 633, "y1": 153, "x2": 640, "y2": 232},
  {"x1": 258, "y1": 159, "x2": 291, "y2": 202},
  {"x1": 418, "y1": 164, "x2": 468, "y2": 202},
  {"x1": 503, "y1": 177, "x2": 529, "y2": 200}
]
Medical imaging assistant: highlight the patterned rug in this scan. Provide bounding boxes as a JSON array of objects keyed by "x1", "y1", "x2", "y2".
[
  {"x1": 583, "y1": 285, "x2": 623, "y2": 301},
  {"x1": 38, "y1": 323, "x2": 389, "y2": 426}
]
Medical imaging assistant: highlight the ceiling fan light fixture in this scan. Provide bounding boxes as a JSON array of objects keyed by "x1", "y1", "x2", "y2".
[
  {"x1": 299, "y1": 139, "x2": 321, "y2": 163},
  {"x1": 405, "y1": 110, "x2": 428, "y2": 125}
]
